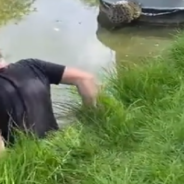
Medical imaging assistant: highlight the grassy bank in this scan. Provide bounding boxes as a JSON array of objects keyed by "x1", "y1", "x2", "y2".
[{"x1": 1, "y1": 33, "x2": 184, "y2": 183}]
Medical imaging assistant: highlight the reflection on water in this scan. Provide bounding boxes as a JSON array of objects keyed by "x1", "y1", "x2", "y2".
[
  {"x1": 0, "y1": 0, "x2": 112, "y2": 76},
  {"x1": 0, "y1": 0, "x2": 35, "y2": 25},
  {"x1": 96, "y1": 26, "x2": 177, "y2": 62},
  {"x1": 0, "y1": 0, "x2": 178, "y2": 124},
  {"x1": 0, "y1": 0, "x2": 176, "y2": 75},
  {"x1": 81, "y1": 0, "x2": 98, "y2": 6}
]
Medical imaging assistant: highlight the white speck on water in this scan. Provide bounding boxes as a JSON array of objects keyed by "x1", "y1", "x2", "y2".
[{"x1": 53, "y1": 27, "x2": 60, "y2": 31}]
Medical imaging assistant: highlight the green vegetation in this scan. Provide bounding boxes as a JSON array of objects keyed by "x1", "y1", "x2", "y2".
[
  {"x1": 0, "y1": 32, "x2": 184, "y2": 184},
  {"x1": 0, "y1": 0, "x2": 35, "y2": 25},
  {"x1": 80, "y1": 0, "x2": 99, "y2": 7}
]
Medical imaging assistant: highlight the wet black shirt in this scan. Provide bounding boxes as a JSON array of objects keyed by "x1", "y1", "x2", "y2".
[{"x1": 0, "y1": 58, "x2": 65, "y2": 143}]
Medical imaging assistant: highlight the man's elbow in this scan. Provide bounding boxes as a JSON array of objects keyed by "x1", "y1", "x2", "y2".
[
  {"x1": 61, "y1": 67, "x2": 98, "y2": 106},
  {"x1": 61, "y1": 67, "x2": 96, "y2": 86}
]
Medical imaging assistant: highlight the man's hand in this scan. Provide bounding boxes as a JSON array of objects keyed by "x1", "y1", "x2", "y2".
[{"x1": 61, "y1": 67, "x2": 98, "y2": 106}]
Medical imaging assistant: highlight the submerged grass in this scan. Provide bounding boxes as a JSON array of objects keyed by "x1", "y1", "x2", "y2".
[{"x1": 2, "y1": 32, "x2": 184, "y2": 183}]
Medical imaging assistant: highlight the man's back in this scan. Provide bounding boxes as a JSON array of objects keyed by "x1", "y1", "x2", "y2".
[{"x1": 0, "y1": 59, "x2": 65, "y2": 143}]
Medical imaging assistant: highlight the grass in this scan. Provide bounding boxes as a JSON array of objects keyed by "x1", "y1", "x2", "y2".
[{"x1": 2, "y1": 32, "x2": 184, "y2": 183}]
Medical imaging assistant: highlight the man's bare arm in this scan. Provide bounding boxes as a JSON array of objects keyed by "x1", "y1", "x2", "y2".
[
  {"x1": 26, "y1": 59, "x2": 98, "y2": 106},
  {"x1": 61, "y1": 67, "x2": 98, "y2": 106}
]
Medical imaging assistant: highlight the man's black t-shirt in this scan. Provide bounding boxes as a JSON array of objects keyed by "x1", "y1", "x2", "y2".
[{"x1": 0, "y1": 58, "x2": 65, "y2": 143}]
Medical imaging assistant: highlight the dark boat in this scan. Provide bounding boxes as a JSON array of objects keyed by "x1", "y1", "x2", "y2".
[{"x1": 97, "y1": 0, "x2": 184, "y2": 29}]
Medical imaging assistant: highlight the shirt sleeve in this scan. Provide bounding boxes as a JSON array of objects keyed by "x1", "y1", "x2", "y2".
[{"x1": 21, "y1": 58, "x2": 66, "y2": 85}]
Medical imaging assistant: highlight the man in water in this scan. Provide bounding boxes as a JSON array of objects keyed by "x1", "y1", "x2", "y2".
[{"x1": 0, "y1": 55, "x2": 98, "y2": 145}]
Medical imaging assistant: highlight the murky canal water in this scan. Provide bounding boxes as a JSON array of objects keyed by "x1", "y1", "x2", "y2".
[{"x1": 0, "y1": 0, "x2": 178, "y2": 124}]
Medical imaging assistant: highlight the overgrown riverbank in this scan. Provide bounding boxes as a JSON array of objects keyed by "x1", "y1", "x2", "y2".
[{"x1": 1, "y1": 32, "x2": 184, "y2": 184}]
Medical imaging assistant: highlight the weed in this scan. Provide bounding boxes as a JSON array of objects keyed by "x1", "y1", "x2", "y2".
[{"x1": 2, "y1": 27, "x2": 184, "y2": 184}]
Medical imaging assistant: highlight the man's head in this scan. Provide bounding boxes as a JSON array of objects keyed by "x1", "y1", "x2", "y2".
[{"x1": 0, "y1": 52, "x2": 8, "y2": 69}]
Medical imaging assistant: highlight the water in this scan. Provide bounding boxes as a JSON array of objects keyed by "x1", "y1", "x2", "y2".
[{"x1": 0, "y1": 0, "x2": 178, "y2": 124}]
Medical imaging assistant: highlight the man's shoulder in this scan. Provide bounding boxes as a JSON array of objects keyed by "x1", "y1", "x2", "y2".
[
  {"x1": 9, "y1": 58, "x2": 65, "y2": 85},
  {"x1": 8, "y1": 59, "x2": 47, "y2": 81},
  {"x1": 14, "y1": 58, "x2": 47, "y2": 72},
  {"x1": 16, "y1": 58, "x2": 41, "y2": 65}
]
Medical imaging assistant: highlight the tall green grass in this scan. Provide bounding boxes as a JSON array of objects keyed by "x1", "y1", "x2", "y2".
[{"x1": 2, "y1": 32, "x2": 184, "y2": 183}]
